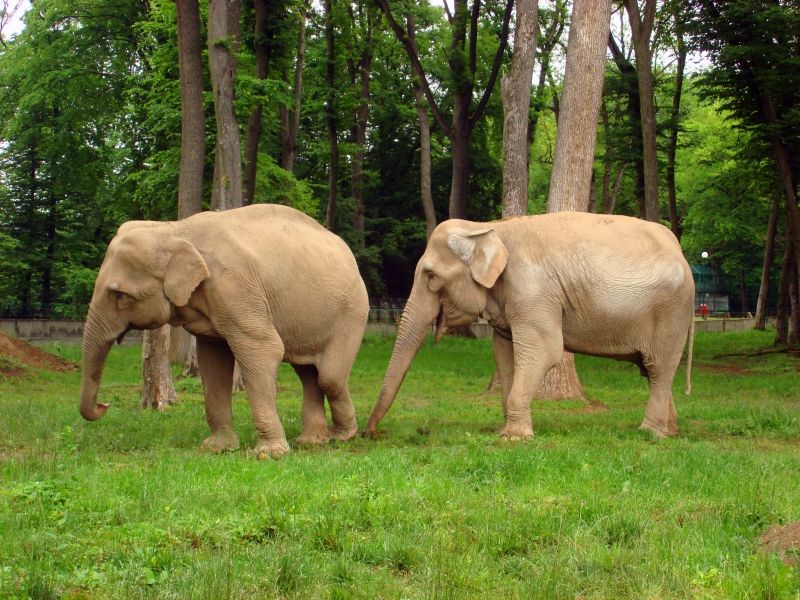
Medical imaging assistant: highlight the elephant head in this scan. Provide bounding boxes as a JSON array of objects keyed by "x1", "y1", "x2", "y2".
[
  {"x1": 365, "y1": 220, "x2": 508, "y2": 434},
  {"x1": 79, "y1": 222, "x2": 209, "y2": 421}
]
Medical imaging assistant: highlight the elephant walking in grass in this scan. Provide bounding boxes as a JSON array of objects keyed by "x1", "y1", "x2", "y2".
[
  {"x1": 366, "y1": 212, "x2": 695, "y2": 439},
  {"x1": 79, "y1": 204, "x2": 369, "y2": 458}
]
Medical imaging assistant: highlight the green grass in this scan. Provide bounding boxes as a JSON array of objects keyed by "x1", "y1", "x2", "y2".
[{"x1": 1, "y1": 329, "x2": 799, "y2": 599}]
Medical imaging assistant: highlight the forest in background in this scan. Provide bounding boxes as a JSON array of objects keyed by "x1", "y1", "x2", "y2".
[{"x1": 0, "y1": 0, "x2": 797, "y2": 340}]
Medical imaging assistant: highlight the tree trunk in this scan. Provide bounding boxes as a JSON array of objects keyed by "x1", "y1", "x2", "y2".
[
  {"x1": 542, "y1": 0, "x2": 612, "y2": 400},
  {"x1": 171, "y1": 0, "x2": 205, "y2": 369},
  {"x1": 548, "y1": 0, "x2": 612, "y2": 212},
  {"x1": 608, "y1": 33, "x2": 645, "y2": 218},
  {"x1": 142, "y1": 325, "x2": 178, "y2": 410},
  {"x1": 182, "y1": 336, "x2": 200, "y2": 377},
  {"x1": 407, "y1": 14, "x2": 436, "y2": 237},
  {"x1": 208, "y1": 0, "x2": 243, "y2": 210},
  {"x1": 324, "y1": 0, "x2": 338, "y2": 231},
  {"x1": 350, "y1": 10, "x2": 374, "y2": 240},
  {"x1": 243, "y1": 0, "x2": 270, "y2": 206},
  {"x1": 666, "y1": 6, "x2": 686, "y2": 238},
  {"x1": 789, "y1": 258, "x2": 799, "y2": 345},
  {"x1": 755, "y1": 196, "x2": 779, "y2": 330},
  {"x1": 775, "y1": 237, "x2": 793, "y2": 345},
  {"x1": 625, "y1": 0, "x2": 659, "y2": 222},
  {"x1": 415, "y1": 85, "x2": 436, "y2": 238},
  {"x1": 177, "y1": 0, "x2": 204, "y2": 219},
  {"x1": 280, "y1": 2, "x2": 308, "y2": 172},
  {"x1": 501, "y1": 0, "x2": 538, "y2": 218},
  {"x1": 449, "y1": 97, "x2": 471, "y2": 219}
]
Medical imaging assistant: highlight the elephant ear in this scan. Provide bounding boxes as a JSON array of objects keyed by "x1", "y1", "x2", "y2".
[
  {"x1": 447, "y1": 228, "x2": 508, "y2": 288},
  {"x1": 163, "y1": 239, "x2": 209, "y2": 306}
]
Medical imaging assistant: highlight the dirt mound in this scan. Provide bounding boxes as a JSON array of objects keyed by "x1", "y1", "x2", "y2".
[
  {"x1": 0, "y1": 332, "x2": 77, "y2": 375},
  {"x1": 760, "y1": 522, "x2": 800, "y2": 565}
]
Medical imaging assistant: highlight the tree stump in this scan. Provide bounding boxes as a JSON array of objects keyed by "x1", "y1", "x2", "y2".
[{"x1": 142, "y1": 324, "x2": 178, "y2": 410}]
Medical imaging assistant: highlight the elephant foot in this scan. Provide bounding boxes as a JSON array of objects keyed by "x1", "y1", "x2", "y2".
[
  {"x1": 296, "y1": 428, "x2": 331, "y2": 445},
  {"x1": 639, "y1": 417, "x2": 678, "y2": 438},
  {"x1": 329, "y1": 422, "x2": 358, "y2": 442},
  {"x1": 499, "y1": 421, "x2": 534, "y2": 441},
  {"x1": 252, "y1": 438, "x2": 290, "y2": 460},
  {"x1": 201, "y1": 430, "x2": 240, "y2": 453}
]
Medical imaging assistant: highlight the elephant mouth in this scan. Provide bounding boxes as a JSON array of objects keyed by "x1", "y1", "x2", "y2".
[
  {"x1": 116, "y1": 325, "x2": 132, "y2": 345},
  {"x1": 434, "y1": 306, "x2": 448, "y2": 342}
]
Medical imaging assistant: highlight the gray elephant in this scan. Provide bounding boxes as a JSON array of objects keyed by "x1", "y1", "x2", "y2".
[
  {"x1": 79, "y1": 204, "x2": 369, "y2": 458},
  {"x1": 366, "y1": 212, "x2": 695, "y2": 439}
]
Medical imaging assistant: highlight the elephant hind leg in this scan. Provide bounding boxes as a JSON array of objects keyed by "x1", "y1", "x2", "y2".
[
  {"x1": 639, "y1": 350, "x2": 682, "y2": 437},
  {"x1": 312, "y1": 323, "x2": 362, "y2": 442},
  {"x1": 293, "y1": 364, "x2": 330, "y2": 445}
]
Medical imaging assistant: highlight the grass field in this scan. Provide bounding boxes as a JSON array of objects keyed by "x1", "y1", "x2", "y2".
[{"x1": 1, "y1": 329, "x2": 799, "y2": 599}]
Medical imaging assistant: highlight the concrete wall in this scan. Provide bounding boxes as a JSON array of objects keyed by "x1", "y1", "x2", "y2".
[
  {"x1": 2, "y1": 316, "x2": 757, "y2": 343},
  {"x1": 0, "y1": 319, "x2": 143, "y2": 344}
]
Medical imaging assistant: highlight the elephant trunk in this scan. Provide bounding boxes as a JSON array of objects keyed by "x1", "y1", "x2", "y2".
[
  {"x1": 365, "y1": 285, "x2": 440, "y2": 435},
  {"x1": 79, "y1": 308, "x2": 115, "y2": 421}
]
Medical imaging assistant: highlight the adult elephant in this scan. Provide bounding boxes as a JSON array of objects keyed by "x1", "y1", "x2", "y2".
[
  {"x1": 366, "y1": 213, "x2": 695, "y2": 439},
  {"x1": 79, "y1": 204, "x2": 369, "y2": 458}
]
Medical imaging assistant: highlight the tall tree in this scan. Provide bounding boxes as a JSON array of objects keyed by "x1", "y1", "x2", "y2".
[
  {"x1": 280, "y1": 1, "x2": 308, "y2": 173},
  {"x1": 665, "y1": 2, "x2": 687, "y2": 238},
  {"x1": 208, "y1": 0, "x2": 243, "y2": 210},
  {"x1": 347, "y1": 0, "x2": 379, "y2": 239},
  {"x1": 501, "y1": 0, "x2": 538, "y2": 218},
  {"x1": 686, "y1": 0, "x2": 800, "y2": 345},
  {"x1": 324, "y1": 0, "x2": 339, "y2": 230},
  {"x1": 541, "y1": 0, "x2": 612, "y2": 399},
  {"x1": 624, "y1": 0, "x2": 659, "y2": 222},
  {"x1": 754, "y1": 196, "x2": 779, "y2": 330},
  {"x1": 243, "y1": 0, "x2": 270, "y2": 205},
  {"x1": 169, "y1": 0, "x2": 206, "y2": 370},
  {"x1": 375, "y1": 0, "x2": 513, "y2": 219},
  {"x1": 407, "y1": 14, "x2": 436, "y2": 238}
]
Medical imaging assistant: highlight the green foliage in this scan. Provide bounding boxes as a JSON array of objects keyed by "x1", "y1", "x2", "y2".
[{"x1": 1, "y1": 331, "x2": 800, "y2": 597}]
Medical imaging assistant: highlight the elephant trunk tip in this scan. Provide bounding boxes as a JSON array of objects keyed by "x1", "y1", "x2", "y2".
[{"x1": 80, "y1": 402, "x2": 110, "y2": 421}]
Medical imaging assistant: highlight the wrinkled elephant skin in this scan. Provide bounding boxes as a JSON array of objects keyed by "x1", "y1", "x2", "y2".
[
  {"x1": 367, "y1": 213, "x2": 695, "y2": 439},
  {"x1": 80, "y1": 204, "x2": 369, "y2": 458}
]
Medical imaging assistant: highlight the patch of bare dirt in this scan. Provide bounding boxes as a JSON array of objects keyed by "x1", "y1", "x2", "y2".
[
  {"x1": 0, "y1": 332, "x2": 77, "y2": 375},
  {"x1": 694, "y1": 362, "x2": 749, "y2": 375},
  {"x1": 760, "y1": 522, "x2": 800, "y2": 565}
]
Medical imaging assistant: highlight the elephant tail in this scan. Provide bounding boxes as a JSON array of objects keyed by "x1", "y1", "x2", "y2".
[{"x1": 684, "y1": 313, "x2": 695, "y2": 396}]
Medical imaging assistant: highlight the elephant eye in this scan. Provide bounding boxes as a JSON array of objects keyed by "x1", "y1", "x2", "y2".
[{"x1": 425, "y1": 271, "x2": 443, "y2": 292}]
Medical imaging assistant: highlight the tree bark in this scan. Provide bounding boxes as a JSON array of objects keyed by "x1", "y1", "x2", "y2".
[
  {"x1": 415, "y1": 85, "x2": 436, "y2": 238},
  {"x1": 407, "y1": 15, "x2": 436, "y2": 238},
  {"x1": 324, "y1": 0, "x2": 339, "y2": 231},
  {"x1": 177, "y1": 0, "x2": 204, "y2": 219},
  {"x1": 666, "y1": 6, "x2": 686, "y2": 238},
  {"x1": 501, "y1": 0, "x2": 538, "y2": 218},
  {"x1": 349, "y1": 3, "x2": 376, "y2": 240},
  {"x1": 208, "y1": 0, "x2": 243, "y2": 210},
  {"x1": 280, "y1": 2, "x2": 307, "y2": 172},
  {"x1": 624, "y1": 0, "x2": 659, "y2": 222},
  {"x1": 775, "y1": 237, "x2": 793, "y2": 346},
  {"x1": 755, "y1": 196, "x2": 779, "y2": 330},
  {"x1": 170, "y1": 0, "x2": 206, "y2": 369},
  {"x1": 142, "y1": 324, "x2": 178, "y2": 410},
  {"x1": 542, "y1": 0, "x2": 612, "y2": 400},
  {"x1": 375, "y1": 0, "x2": 512, "y2": 220},
  {"x1": 548, "y1": 0, "x2": 612, "y2": 212},
  {"x1": 608, "y1": 33, "x2": 645, "y2": 219},
  {"x1": 242, "y1": 0, "x2": 270, "y2": 206}
]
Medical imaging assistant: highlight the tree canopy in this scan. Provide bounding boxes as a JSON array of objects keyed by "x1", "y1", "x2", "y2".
[{"x1": 0, "y1": 0, "x2": 797, "y2": 336}]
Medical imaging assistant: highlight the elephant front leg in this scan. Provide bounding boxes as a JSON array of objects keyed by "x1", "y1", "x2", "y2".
[
  {"x1": 492, "y1": 331, "x2": 514, "y2": 420},
  {"x1": 230, "y1": 335, "x2": 290, "y2": 459},
  {"x1": 500, "y1": 328, "x2": 563, "y2": 440},
  {"x1": 197, "y1": 337, "x2": 239, "y2": 452}
]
